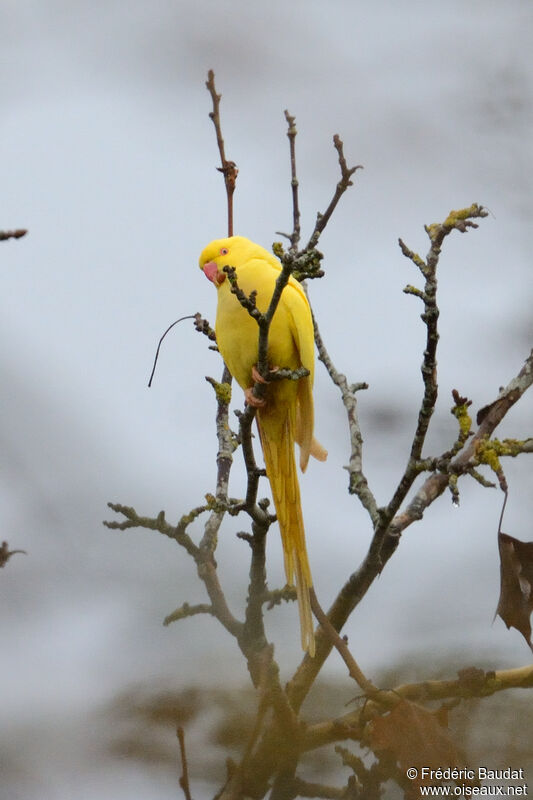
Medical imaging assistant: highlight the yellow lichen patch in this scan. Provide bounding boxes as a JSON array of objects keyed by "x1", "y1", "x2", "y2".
[
  {"x1": 213, "y1": 381, "x2": 232, "y2": 405},
  {"x1": 448, "y1": 473, "x2": 459, "y2": 504},
  {"x1": 443, "y1": 204, "x2": 482, "y2": 228},
  {"x1": 488, "y1": 437, "x2": 529, "y2": 458},
  {"x1": 425, "y1": 222, "x2": 441, "y2": 241},
  {"x1": 451, "y1": 401, "x2": 472, "y2": 439},
  {"x1": 272, "y1": 241, "x2": 285, "y2": 259},
  {"x1": 475, "y1": 439, "x2": 503, "y2": 474},
  {"x1": 410, "y1": 251, "x2": 426, "y2": 270}
]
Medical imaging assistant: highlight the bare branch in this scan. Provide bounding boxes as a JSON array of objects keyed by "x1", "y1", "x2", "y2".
[
  {"x1": 306, "y1": 135, "x2": 363, "y2": 250},
  {"x1": 163, "y1": 602, "x2": 214, "y2": 626},
  {"x1": 193, "y1": 312, "x2": 217, "y2": 342},
  {"x1": 206, "y1": 69, "x2": 238, "y2": 236},
  {"x1": 104, "y1": 503, "x2": 200, "y2": 558},
  {"x1": 303, "y1": 663, "x2": 533, "y2": 753},
  {"x1": 223, "y1": 266, "x2": 262, "y2": 320},
  {"x1": 236, "y1": 404, "x2": 269, "y2": 518},
  {"x1": 386, "y1": 205, "x2": 489, "y2": 525},
  {"x1": 197, "y1": 559, "x2": 244, "y2": 639},
  {"x1": 310, "y1": 589, "x2": 379, "y2": 697},
  {"x1": 267, "y1": 365, "x2": 310, "y2": 382},
  {"x1": 498, "y1": 437, "x2": 533, "y2": 455},
  {"x1": 262, "y1": 585, "x2": 297, "y2": 609},
  {"x1": 312, "y1": 312, "x2": 377, "y2": 524},
  {"x1": 284, "y1": 109, "x2": 301, "y2": 251},
  {"x1": 109, "y1": 68, "x2": 533, "y2": 794},
  {"x1": 393, "y1": 662, "x2": 533, "y2": 702},
  {"x1": 105, "y1": 389, "x2": 245, "y2": 644},
  {"x1": 177, "y1": 726, "x2": 193, "y2": 800},
  {"x1": 201, "y1": 366, "x2": 234, "y2": 552},
  {"x1": 287, "y1": 329, "x2": 531, "y2": 715},
  {"x1": 390, "y1": 347, "x2": 533, "y2": 537}
]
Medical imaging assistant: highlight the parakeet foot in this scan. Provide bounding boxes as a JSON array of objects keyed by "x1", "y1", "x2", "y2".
[
  {"x1": 251, "y1": 365, "x2": 268, "y2": 385},
  {"x1": 244, "y1": 387, "x2": 266, "y2": 408}
]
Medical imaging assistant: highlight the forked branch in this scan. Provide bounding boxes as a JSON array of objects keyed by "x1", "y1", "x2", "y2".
[
  {"x1": 206, "y1": 69, "x2": 238, "y2": 236},
  {"x1": 307, "y1": 135, "x2": 363, "y2": 250},
  {"x1": 105, "y1": 72, "x2": 533, "y2": 798}
]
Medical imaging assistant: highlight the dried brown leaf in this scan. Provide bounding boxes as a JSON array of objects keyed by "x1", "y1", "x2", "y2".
[
  {"x1": 370, "y1": 699, "x2": 463, "y2": 780},
  {"x1": 496, "y1": 532, "x2": 533, "y2": 653}
]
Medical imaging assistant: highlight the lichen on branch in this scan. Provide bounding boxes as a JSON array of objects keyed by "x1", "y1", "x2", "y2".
[{"x1": 104, "y1": 73, "x2": 533, "y2": 799}]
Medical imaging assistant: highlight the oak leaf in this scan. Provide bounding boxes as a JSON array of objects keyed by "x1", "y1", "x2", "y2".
[
  {"x1": 496, "y1": 532, "x2": 533, "y2": 653},
  {"x1": 370, "y1": 699, "x2": 465, "y2": 791}
]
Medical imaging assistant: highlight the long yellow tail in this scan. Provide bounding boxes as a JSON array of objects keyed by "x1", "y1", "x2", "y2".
[{"x1": 257, "y1": 404, "x2": 315, "y2": 657}]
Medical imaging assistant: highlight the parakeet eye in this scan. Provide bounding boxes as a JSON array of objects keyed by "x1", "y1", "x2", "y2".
[{"x1": 220, "y1": 247, "x2": 229, "y2": 256}]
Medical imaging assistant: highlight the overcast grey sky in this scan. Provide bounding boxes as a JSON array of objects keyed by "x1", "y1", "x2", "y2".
[{"x1": 1, "y1": 1, "x2": 532, "y2": 797}]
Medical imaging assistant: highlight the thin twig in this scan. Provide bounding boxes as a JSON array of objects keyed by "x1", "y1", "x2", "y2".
[
  {"x1": 193, "y1": 312, "x2": 217, "y2": 342},
  {"x1": 310, "y1": 589, "x2": 379, "y2": 696},
  {"x1": 262, "y1": 585, "x2": 297, "y2": 609},
  {"x1": 312, "y1": 311, "x2": 377, "y2": 524},
  {"x1": 177, "y1": 726, "x2": 193, "y2": 800},
  {"x1": 206, "y1": 70, "x2": 238, "y2": 236},
  {"x1": 104, "y1": 499, "x2": 244, "y2": 639},
  {"x1": 370, "y1": 206, "x2": 489, "y2": 540},
  {"x1": 201, "y1": 365, "x2": 234, "y2": 552},
  {"x1": 163, "y1": 602, "x2": 214, "y2": 626},
  {"x1": 205, "y1": 70, "x2": 228, "y2": 167},
  {"x1": 284, "y1": 110, "x2": 301, "y2": 251},
  {"x1": 104, "y1": 503, "x2": 200, "y2": 558},
  {"x1": 257, "y1": 262, "x2": 294, "y2": 373},
  {"x1": 381, "y1": 210, "x2": 489, "y2": 524},
  {"x1": 306, "y1": 135, "x2": 362, "y2": 250}
]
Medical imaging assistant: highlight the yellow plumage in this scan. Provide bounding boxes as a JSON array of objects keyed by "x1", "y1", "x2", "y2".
[{"x1": 199, "y1": 236, "x2": 327, "y2": 655}]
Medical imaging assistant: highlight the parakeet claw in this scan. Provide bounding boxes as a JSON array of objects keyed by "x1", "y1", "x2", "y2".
[
  {"x1": 252, "y1": 364, "x2": 280, "y2": 384},
  {"x1": 251, "y1": 365, "x2": 268, "y2": 384},
  {"x1": 244, "y1": 387, "x2": 266, "y2": 408}
]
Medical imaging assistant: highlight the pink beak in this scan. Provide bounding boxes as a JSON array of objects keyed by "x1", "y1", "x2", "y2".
[{"x1": 202, "y1": 261, "x2": 225, "y2": 287}]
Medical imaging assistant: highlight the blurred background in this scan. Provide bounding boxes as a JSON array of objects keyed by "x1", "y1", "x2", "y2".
[{"x1": 1, "y1": 0, "x2": 532, "y2": 797}]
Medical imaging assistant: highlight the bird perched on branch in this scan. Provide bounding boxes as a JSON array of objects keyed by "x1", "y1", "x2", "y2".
[{"x1": 199, "y1": 235, "x2": 327, "y2": 656}]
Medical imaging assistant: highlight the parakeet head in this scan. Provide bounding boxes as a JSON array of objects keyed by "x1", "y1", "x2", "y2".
[{"x1": 199, "y1": 236, "x2": 280, "y2": 287}]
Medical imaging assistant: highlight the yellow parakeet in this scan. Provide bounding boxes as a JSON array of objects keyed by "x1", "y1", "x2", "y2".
[{"x1": 199, "y1": 235, "x2": 327, "y2": 656}]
